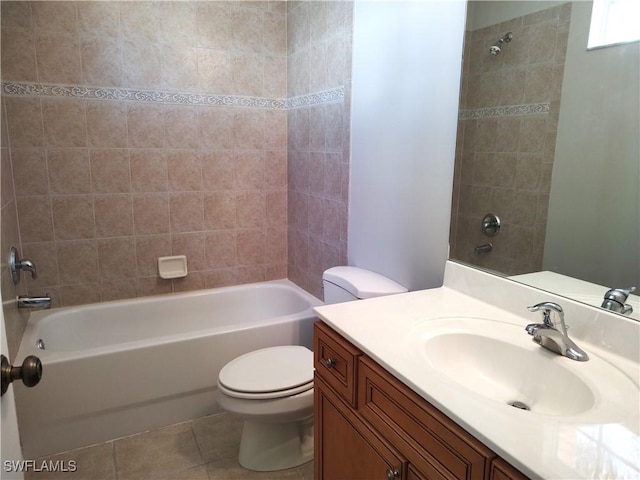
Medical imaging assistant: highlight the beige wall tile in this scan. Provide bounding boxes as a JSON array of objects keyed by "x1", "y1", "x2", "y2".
[
  {"x1": 235, "y1": 191, "x2": 265, "y2": 229},
  {"x1": 169, "y1": 192, "x2": 203, "y2": 232},
  {"x1": 172, "y1": 273, "x2": 206, "y2": 293},
  {"x1": 130, "y1": 150, "x2": 168, "y2": 192},
  {"x1": 231, "y1": 7, "x2": 264, "y2": 54},
  {"x1": 98, "y1": 237, "x2": 136, "y2": 281},
  {"x1": 60, "y1": 283, "x2": 100, "y2": 307},
  {"x1": 127, "y1": 104, "x2": 165, "y2": 149},
  {"x1": 1, "y1": 27, "x2": 38, "y2": 82},
  {"x1": 94, "y1": 194, "x2": 134, "y2": 238},
  {"x1": 52, "y1": 195, "x2": 95, "y2": 240},
  {"x1": 264, "y1": 56, "x2": 287, "y2": 97},
  {"x1": 167, "y1": 151, "x2": 202, "y2": 192},
  {"x1": 198, "y1": 49, "x2": 233, "y2": 94},
  {"x1": 264, "y1": 111, "x2": 287, "y2": 150},
  {"x1": 42, "y1": 98, "x2": 87, "y2": 147},
  {"x1": 196, "y1": 2, "x2": 232, "y2": 50},
  {"x1": 17, "y1": 196, "x2": 54, "y2": 243},
  {"x1": 77, "y1": 2, "x2": 120, "y2": 37},
  {"x1": 56, "y1": 240, "x2": 98, "y2": 284},
  {"x1": 5, "y1": 97, "x2": 44, "y2": 147},
  {"x1": 264, "y1": 11, "x2": 287, "y2": 56},
  {"x1": 236, "y1": 229, "x2": 265, "y2": 266},
  {"x1": 135, "y1": 235, "x2": 171, "y2": 277},
  {"x1": 11, "y1": 148, "x2": 49, "y2": 197},
  {"x1": 171, "y1": 233, "x2": 205, "y2": 269},
  {"x1": 199, "y1": 108, "x2": 234, "y2": 150},
  {"x1": 1, "y1": 148, "x2": 15, "y2": 208},
  {"x1": 91, "y1": 149, "x2": 131, "y2": 193},
  {"x1": 234, "y1": 151, "x2": 264, "y2": 190},
  {"x1": 202, "y1": 151, "x2": 235, "y2": 190},
  {"x1": 204, "y1": 268, "x2": 237, "y2": 289},
  {"x1": 265, "y1": 150, "x2": 287, "y2": 188},
  {"x1": 101, "y1": 279, "x2": 137, "y2": 302},
  {"x1": 235, "y1": 265, "x2": 266, "y2": 284},
  {"x1": 133, "y1": 193, "x2": 170, "y2": 235},
  {"x1": 266, "y1": 190, "x2": 286, "y2": 227},
  {"x1": 159, "y1": 2, "x2": 196, "y2": 46},
  {"x1": 204, "y1": 191, "x2": 236, "y2": 230},
  {"x1": 161, "y1": 46, "x2": 199, "y2": 92},
  {"x1": 164, "y1": 106, "x2": 200, "y2": 149},
  {"x1": 35, "y1": 31, "x2": 82, "y2": 84},
  {"x1": 86, "y1": 101, "x2": 128, "y2": 148},
  {"x1": 81, "y1": 37, "x2": 123, "y2": 87},
  {"x1": 205, "y1": 230, "x2": 236, "y2": 269},
  {"x1": 231, "y1": 53, "x2": 263, "y2": 96},
  {"x1": 120, "y1": 2, "x2": 160, "y2": 43},
  {"x1": 122, "y1": 41, "x2": 161, "y2": 89},
  {"x1": 47, "y1": 148, "x2": 91, "y2": 194},
  {"x1": 136, "y1": 276, "x2": 172, "y2": 298},
  {"x1": 1, "y1": 2, "x2": 32, "y2": 29}
]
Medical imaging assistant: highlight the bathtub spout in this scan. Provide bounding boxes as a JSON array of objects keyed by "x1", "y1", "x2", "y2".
[{"x1": 17, "y1": 294, "x2": 52, "y2": 310}]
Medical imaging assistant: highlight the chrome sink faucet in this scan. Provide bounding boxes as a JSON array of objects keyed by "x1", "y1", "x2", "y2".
[
  {"x1": 525, "y1": 302, "x2": 589, "y2": 362},
  {"x1": 601, "y1": 287, "x2": 635, "y2": 315}
]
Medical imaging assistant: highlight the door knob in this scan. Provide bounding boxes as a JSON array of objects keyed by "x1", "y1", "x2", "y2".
[{"x1": 1, "y1": 354, "x2": 43, "y2": 396}]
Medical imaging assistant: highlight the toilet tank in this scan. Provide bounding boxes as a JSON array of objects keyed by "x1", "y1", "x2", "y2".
[{"x1": 322, "y1": 266, "x2": 408, "y2": 304}]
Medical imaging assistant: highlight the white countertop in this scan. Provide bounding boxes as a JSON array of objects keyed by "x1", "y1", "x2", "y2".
[{"x1": 313, "y1": 262, "x2": 640, "y2": 480}]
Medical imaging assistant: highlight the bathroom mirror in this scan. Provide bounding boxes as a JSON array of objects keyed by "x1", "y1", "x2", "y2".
[{"x1": 449, "y1": 1, "x2": 640, "y2": 317}]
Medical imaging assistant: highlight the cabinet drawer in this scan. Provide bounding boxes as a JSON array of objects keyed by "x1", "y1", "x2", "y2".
[
  {"x1": 358, "y1": 356, "x2": 495, "y2": 480},
  {"x1": 314, "y1": 322, "x2": 361, "y2": 407},
  {"x1": 489, "y1": 458, "x2": 530, "y2": 480}
]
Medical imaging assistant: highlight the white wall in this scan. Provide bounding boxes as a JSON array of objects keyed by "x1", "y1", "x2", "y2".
[
  {"x1": 348, "y1": 1, "x2": 466, "y2": 291},
  {"x1": 544, "y1": 2, "x2": 640, "y2": 290}
]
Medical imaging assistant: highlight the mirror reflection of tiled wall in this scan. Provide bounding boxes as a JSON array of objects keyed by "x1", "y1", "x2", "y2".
[{"x1": 451, "y1": 3, "x2": 571, "y2": 275}]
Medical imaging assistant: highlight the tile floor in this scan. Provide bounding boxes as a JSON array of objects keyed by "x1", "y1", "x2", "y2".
[{"x1": 25, "y1": 413, "x2": 313, "y2": 480}]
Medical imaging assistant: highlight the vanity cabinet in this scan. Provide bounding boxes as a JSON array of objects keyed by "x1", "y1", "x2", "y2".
[{"x1": 314, "y1": 321, "x2": 529, "y2": 480}]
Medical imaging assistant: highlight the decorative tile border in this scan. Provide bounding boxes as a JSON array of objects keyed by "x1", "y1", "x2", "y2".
[
  {"x1": 459, "y1": 102, "x2": 550, "y2": 120},
  {"x1": 287, "y1": 86, "x2": 345, "y2": 109},
  {"x1": 1, "y1": 82, "x2": 345, "y2": 111}
]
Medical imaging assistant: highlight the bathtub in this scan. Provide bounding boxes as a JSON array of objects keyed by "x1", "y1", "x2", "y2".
[{"x1": 14, "y1": 279, "x2": 322, "y2": 459}]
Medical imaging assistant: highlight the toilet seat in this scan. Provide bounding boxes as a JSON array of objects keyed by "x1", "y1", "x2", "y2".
[{"x1": 218, "y1": 346, "x2": 313, "y2": 400}]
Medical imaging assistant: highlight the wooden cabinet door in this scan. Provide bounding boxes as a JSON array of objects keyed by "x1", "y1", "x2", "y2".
[{"x1": 315, "y1": 374, "x2": 406, "y2": 480}]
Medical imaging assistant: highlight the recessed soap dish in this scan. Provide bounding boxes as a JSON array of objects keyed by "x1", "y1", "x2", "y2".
[{"x1": 158, "y1": 255, "x2": 188, "y2": 279}]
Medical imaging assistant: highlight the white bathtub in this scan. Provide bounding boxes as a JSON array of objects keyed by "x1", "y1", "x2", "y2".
[{"x1": 14, "y1": 280, "x2": 322, "y2": 459}]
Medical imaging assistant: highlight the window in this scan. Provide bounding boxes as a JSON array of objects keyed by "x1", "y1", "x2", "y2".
[{"x1": 588, "y1": 0, "x2": 640, "y2": 49}]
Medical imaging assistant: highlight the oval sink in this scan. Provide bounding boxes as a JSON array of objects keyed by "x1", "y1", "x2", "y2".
[{"x1": 424, "y1": 331, "x2": 596, "y2": 416}]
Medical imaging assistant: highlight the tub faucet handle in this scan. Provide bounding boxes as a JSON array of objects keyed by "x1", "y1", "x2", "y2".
[{"x1": 9, "y1": 246, "x2": 37, "y2": 284}]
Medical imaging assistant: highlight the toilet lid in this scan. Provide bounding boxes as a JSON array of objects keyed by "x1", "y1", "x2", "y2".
[{"x1": 218, "y1": 346, "x2": 313, "y2": 397}]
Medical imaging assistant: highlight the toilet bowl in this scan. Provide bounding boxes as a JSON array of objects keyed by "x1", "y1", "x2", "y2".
[
  {"x1": 216, "y1": 267, "x2": 407, "y2": 471},
  {"x1": 216, "y1": 346, "x2": 314, "y2": 471}
]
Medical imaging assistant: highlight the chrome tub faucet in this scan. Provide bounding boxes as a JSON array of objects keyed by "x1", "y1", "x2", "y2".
[
  {"x1": 525, "y1": 302, "x2": 589, "y2": 362},
  {"x1": 17, "y1": 294, "x2": 52, "y2": 310}
]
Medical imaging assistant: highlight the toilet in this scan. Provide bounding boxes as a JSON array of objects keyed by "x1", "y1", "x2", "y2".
[{"x1": 216, "y1": 266, "x2": 407, "y2": 471}]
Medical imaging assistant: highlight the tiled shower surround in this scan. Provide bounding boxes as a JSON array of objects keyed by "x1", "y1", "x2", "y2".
[
  {"x1": 450, "y1": 3, "x2": 570, "y2": 275},
  {"x1": 0, "y1": 1, "x2": 353, "y2": 315}
]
